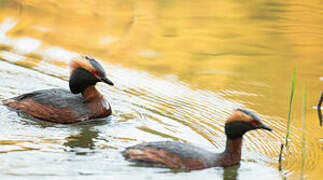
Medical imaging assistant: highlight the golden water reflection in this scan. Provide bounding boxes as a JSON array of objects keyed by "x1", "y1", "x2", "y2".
[{"x1": 0, "y1": 0, "x2": 322, "y2": 179}]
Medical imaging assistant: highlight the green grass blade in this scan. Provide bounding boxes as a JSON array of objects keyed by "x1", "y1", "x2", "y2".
[
  {"x1": 284, "y1": 64, "x2": 296, "y2": 150},
  {"x1": 300, "y1": 85, "x2": 307, "y2": 180}
]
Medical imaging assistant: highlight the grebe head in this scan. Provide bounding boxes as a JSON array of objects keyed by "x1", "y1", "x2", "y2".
[
  {"x1": 224, "y1": 109, "x2": 272, "y2": 139},
  {"x1": 69, "y1": 56, "x2": 114, "y2": 94}
]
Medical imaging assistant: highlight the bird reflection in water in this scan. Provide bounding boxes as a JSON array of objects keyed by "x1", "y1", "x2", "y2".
[{"x1": 64, "y1": 120, "x2": 110, "y2": 155}]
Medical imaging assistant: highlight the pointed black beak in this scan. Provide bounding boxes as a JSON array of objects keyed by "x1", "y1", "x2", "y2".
[
  {"x1": 101, "y1": 77, "x2": 114, "y2": 86},
  {"x1": 259, "y1": 123, "x2": 272, "y2": 131}
]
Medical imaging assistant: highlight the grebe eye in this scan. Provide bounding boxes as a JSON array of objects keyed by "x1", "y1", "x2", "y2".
[
  {"x1": 91, "y1": 71, "x2": 100, "y2": 78},
  {"x1": 250, "y1": 120, "x2": 259, "y2": 127}
]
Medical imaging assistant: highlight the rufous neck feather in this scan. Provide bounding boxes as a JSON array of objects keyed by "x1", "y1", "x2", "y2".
[
  {"x1": 224, "y1": 137, "x2": 242, "y2": 154},
  {"x1": 82, "y1": 85, "x2": 103, "y2": 101}
]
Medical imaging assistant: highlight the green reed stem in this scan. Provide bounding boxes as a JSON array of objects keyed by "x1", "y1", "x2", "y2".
[
  {"x1": 300, "y1": 85, "x2": 307, "y2": 180},
  {"x1": 285, "y1": 64, "x2": 296, "y2": 150},
  {"x1": 278, "y1": 143, "x2": 284, "y2": 171},
  {"x1": 278, "y1": 65, "x2": 296, "y2": 171},
  {"x1": 318, "y1": 92, "x2": 322, "y2": 126}
]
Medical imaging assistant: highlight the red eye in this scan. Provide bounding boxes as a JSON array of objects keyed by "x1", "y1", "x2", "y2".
[
  {"x1": 250, "y1": 120, "x2": 259, "y2": 127},
  {"x1": 92, "y1": 71, "x2": 100, "y2": 79}
]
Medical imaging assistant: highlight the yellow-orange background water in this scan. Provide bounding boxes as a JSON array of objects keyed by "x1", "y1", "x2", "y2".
[{"x1": 0, "y1": 0, "x2": 322, "y2": 179}]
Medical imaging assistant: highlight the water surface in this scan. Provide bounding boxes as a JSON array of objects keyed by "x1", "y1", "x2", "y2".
[{"x1": 0, "y1": 0, "x2": 322, "y2": 179}]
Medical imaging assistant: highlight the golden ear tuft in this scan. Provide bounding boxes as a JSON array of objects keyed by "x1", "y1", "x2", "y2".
[
  {"x1": 70, "y1": 56, "x2": 95, "y2": 75},
  {"x1": 225, "y1": 110, "x2": 254, "y2": 124}
]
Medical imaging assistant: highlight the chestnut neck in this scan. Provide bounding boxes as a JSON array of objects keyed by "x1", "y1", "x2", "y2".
[
  {"x1": 213, "y1": 137, "x2": 243, "y2": 167},
  {"x1": 81, "y1": 85, "x2": 103, "y2": 101},
  {"x1": 224, "y1": 137, "x2": 242, "y2": 155}
]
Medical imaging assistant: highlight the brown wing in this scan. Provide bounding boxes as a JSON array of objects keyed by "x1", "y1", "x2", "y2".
[
  {"x1": 122, "y1": 142, "x2": 210, "y2": 170},
  {"x1": 3, "y1": 88, "x2": 111, "y2": 123},
  {"x1": 3, "y1": 98, "x2": 83, "y2": 123}
]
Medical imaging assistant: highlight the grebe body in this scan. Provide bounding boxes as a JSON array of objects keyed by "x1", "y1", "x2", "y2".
[
  {"x1": 2, "y1": 56, "x2": 114, "y2": 123},
  {"x1": 123, "y1": 109, "x2": 272, "y2": 170},
  {"x1": 123, "y1": 141, "x2": 217, "y2": 170}
]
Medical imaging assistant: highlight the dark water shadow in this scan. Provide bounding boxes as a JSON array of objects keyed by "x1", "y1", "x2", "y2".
[
  {"x1": 129, "y1": 162, "x2": 240, "y2": 179},
  {"x1": 63, "y1": 117, "x2": 113, "y2": 155},
  {"x1": 63, "y1": 126, "x2": 99, "y2": 154},
  {"x1": 3, "y1": 106, "x2": 112, "y2": 155},
  {"x1": 222, "y1": 165, "x2": 239, "y2": 180}
]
